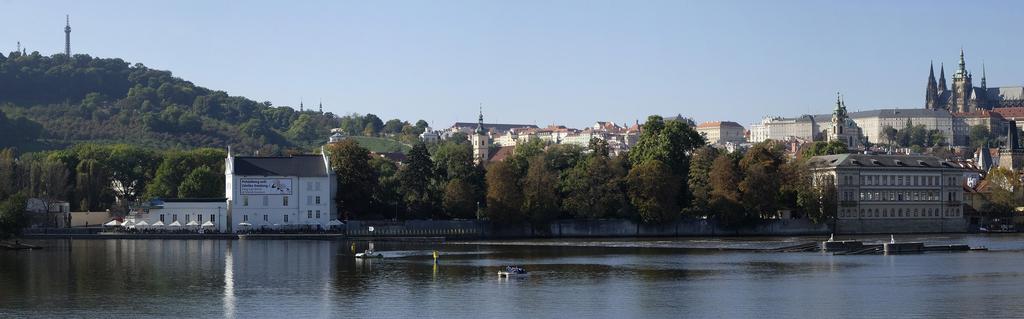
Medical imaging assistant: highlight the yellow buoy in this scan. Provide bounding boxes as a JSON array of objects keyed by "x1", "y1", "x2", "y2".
[{"x1": 433, "y1": 250, "x2": 439, "y2": 263}]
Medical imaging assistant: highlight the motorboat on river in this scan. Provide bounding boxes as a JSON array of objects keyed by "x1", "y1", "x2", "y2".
[
  {"x1": 355, "y1": 249, "x2": 384, "y2": 258},
  {"x1": 354, "y1": 242, "x2": 384, "y2": 258},
  {"x1": 498, "y1": 266, "x2": 528, "y2": 278}
]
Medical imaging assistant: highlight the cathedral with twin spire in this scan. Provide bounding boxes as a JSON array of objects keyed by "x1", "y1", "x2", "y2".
[{"x1": 926, "y1": 49, "x2": 1024, "y2": 112}]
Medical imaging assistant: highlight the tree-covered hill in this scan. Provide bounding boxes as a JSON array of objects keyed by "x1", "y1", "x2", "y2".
[{"x1": 0, "y1": 51, "x2": 427, "y2": 153}]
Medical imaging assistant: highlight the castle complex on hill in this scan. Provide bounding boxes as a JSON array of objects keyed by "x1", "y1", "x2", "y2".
[{"x1": 926, "y1": 49, "x2": 1024, "y2": 112}]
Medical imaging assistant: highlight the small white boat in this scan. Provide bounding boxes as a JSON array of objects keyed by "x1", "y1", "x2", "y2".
[
  {"x1": 497, "y1": 266, "x2": 528, "y2": 278},
  {"x1": 355, "y1": 249, "x2": 384, "y2": 258}
]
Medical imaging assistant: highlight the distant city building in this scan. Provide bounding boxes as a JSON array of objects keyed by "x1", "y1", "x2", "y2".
[
  {"x1": 750, "y1": 115, "x2": 819, "y2": 143},
  {"x1": 418, "y1": 128, "x2": 440, "y2": 143},
  {"x1": 926, "y1": 49, "x2": 1024, "y2": 112},
  {"x1": 848, "y1": 109, "x2": 954, "y2": 145},
  {"x1": 808, "y1": 154, "x2": 967, "y2": 234},
  {"x1": 226, "y1": 151, "x2": 337, "y2": 230},
  {"x1": 998, "y1": 120, "x2": 1024, "y2": 171},
  {"x1": 824, "y1": 94, "x2": 865, "y2": 149},
  {"x1": 663, "y1": 114, "x2": 696, "y2": 127},
  {"x1": 696, "y1": 121, "x2": 745, "y2": 145},
  {"x1": 471, "y1": 109, "x2": 490, "y2": 164}
]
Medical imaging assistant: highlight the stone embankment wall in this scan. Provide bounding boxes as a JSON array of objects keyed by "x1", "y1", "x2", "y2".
[
  {"x1": 835, "y1": 218, "x2": 968, "y2": 234},
  {"x1": 345, "y1": 218, "x2": 831, "y2": 238}
]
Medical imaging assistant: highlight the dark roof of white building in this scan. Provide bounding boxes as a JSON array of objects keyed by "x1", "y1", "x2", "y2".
[
  {"x1": 808, "y1": 154, "x2": 959, "y2": 170},
  {"x1": 231, "y1": 155, "x2": 330, "y2": 177}
]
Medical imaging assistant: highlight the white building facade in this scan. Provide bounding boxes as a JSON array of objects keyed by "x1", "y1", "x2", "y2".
[
  {"x1": 132, "y1": 198, "x2": 229, "y2": 230},
  {"x1": 749, "y1": 115, "x2": 819, "y2": 143},
  {"x1": 696, "y1": 121, "x2": 746, "y2": 145},
  {"x1": 809, "y1": 154, "x2": 967, "y2": 234},
  {"x1": 226, "y1": 152, "x2": 337, "y2": 232}
]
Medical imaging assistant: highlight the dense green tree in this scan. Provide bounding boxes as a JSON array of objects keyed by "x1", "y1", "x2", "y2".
[
  {"x1": 0, "y1": 194, "x2": 29, "y2": 238},
  {"x1": 383, "y1": 119, "x2": 406, "y2": 134},
  {"x1": 105, "y1": 145, "x2": 159, "y2": 204},
  {"x1": 0, "y1": 110, "x2": 43, "y2": 149},
  {"x1": 987, "y1": 167, "x2": 1021, "y2": 217},
  {"x1": 363, "y1": 114, "x2": 384, "y2": 136},
  {"x1": 522, "y1": 155, "x2": 560, "y2": 227},
  {"x1": 399, "y1": 143, "x2": 437, "y2": 218},
  {"x1": 145, "y1": 148, "x2": 225, "y2": 199},
  {"x1": 485, "y1": 161, "x2": 524, "y2": 224},
  {"x1": 286, "y1": 114, "x2": 320, "y2": 144},
  {"x1": 686, "y1": 146, "x2": 720, "y2": 216},
  {"x1": 626, "y1": 160, "x2": 680, "y2": 223},
  {"x1": 0, "y1": 148, "x2": 16, "y2": 199},
  {"x1": 369, "y1": 156, "x2": 401, "y2": 220},
  {"x1": 75, "y1": 159, "x2": 111, "y2": 211},
  {"x1": 739, "y1": 141, "x2": 786, "y2": 219},
  {"x1": 443, "y1": 178, "x2": 477, "y2": 219},
  {"x1": 177, "y1": 165, "x2": 221, "y2": 198},
  {"x1": 800, "y1": 140, "x2": 848, "y2": 159},
  {"x1": 25, "y1": 156, "x2": 70, "y2": 212},
  {"x1": 628, "y1": 115, "x2": 706, "y2": 208},
  {"x1": 562, "y1": 152, "x2": 629, "y2": 219},
  {"x1": 326, "y1": 140, "x2": 378, "y2": 219},
  {"x1": 708, "y1": 153, "x2": 745, "y2": 227}
]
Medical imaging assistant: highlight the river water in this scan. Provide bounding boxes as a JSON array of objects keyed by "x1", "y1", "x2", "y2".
[{"x1": 3, "y1": 235, "x2": 1024, "y2": 318}]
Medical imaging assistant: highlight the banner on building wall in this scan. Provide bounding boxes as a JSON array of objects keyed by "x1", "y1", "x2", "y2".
[{"x1": 239, "y1": 178, "x2": 293, "y2": 195}]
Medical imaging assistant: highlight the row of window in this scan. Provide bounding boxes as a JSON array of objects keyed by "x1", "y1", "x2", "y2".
[
  {"x1": 239, "y1": 211, "x2": 323, "y2": 223},
  {"x1": 158, "y1": 214, "x2": 215, "y2": 223},
  {"x1": 241, "y1": 195, "x2": 322, "y2": 207},
  {"x1": 158, "y1": 211, "x2": 325, "y2": 225},
  {"x1": 838, "y1": 207, "x2": 961, "y2": 218},
  {"x1": 855, "y1": 190, "x2": 959, "y2": 202},
  {"x1": 841, "y1": 174, "x2": 959, "y2": 187}
]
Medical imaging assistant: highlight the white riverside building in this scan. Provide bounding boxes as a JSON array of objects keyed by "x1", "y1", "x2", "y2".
[
  {"x1": 808, "y1": 154, "x2": 967, "y2": 234},
  {"x1": 226, "y1": 152, "x2": 337, "y2": 232},
  {"x1": 132, "y1": 198, "x2": 229, "y2": 229}
]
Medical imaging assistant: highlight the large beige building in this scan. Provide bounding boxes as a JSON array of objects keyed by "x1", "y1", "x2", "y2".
[
  {"x1": 808, "y1": 154, "x2": 967, "y2": 233},
  {"x1": 696, "y1": 121, "x2": 745, "y2": 145},
  {"x1": 848, "y1": 109, "x2": 954, "y2": 145},
  {"x1": 749, "y1": 115, "x2": 819, "y2": 143}
]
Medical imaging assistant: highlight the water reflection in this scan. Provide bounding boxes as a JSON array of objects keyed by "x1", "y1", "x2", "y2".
[
  {"x1": 3, "y1": 236, "x2": 1024, "y2": 318},
  {"x1": 223, "y1": 241, "x2": 234, "y2": 319}
]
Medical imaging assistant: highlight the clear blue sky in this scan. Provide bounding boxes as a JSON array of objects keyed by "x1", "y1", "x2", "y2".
[{"x1": 4, "y1": 0, "x2": 1024, "y2": 129}]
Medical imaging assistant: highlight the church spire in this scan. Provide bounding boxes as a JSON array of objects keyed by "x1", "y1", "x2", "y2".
[
  {"x1": 938, "y1": 63, "x2": 947, "y2": 91},
  {"x1": 475, "y1": 103, "x2": 486, "y2": 135},
  {"x1": 64, "y1": 15, "x2": 71, "y2": 57},
  {"x1": 299, "y1": 98, "x2": 304, "y2": 112},
  {"x1": 981, "y1": 61, "x2": 987, "y2": 90},
  {"x1": 958, "y1": 47, "x2": 966, "y2": 73},
  {"x1": 928, "y1": 61, "x2": 936, "y2": 84},
  {"x1": 318, "y1": 99, "x2": 323, "y2": 113},
  {"x1": 926, "y1": 61, "x2": 938, "y2": 109}
]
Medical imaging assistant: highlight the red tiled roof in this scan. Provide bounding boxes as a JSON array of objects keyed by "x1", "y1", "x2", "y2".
[
  {"x1": 488, "y1": 146, "x2": 515, "y2": 162},
  {"x1": 991, "y1": 107, "x2": 1024, "y2": 119}
]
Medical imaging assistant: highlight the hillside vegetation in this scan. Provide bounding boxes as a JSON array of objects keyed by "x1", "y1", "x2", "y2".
[{"x1": 0, "y1": 51, "x2": 428, "y2": 153}]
